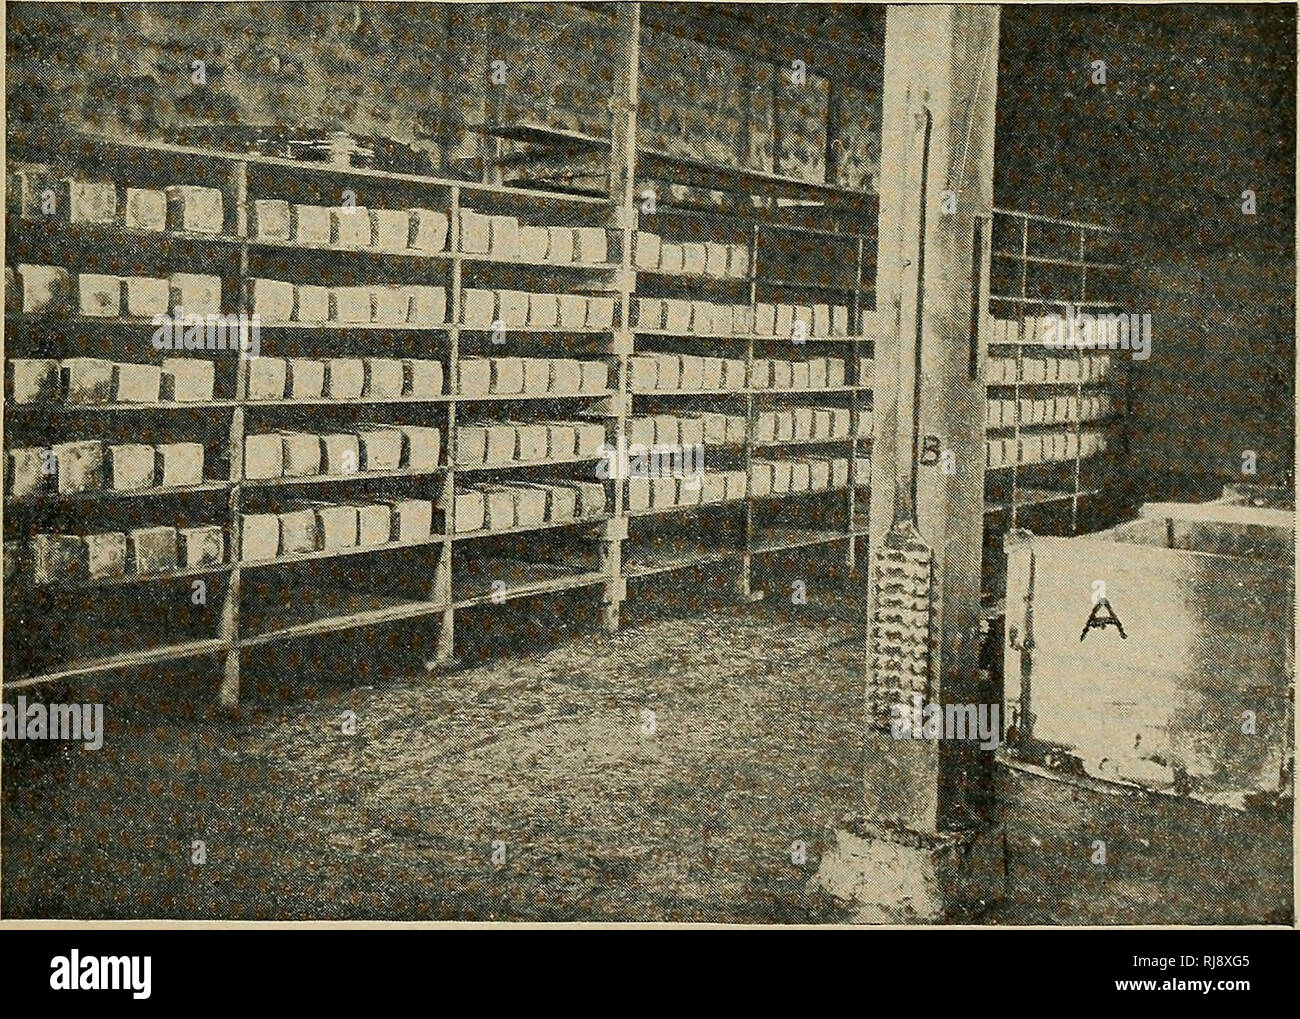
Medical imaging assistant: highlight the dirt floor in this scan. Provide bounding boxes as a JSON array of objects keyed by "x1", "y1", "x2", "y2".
[{"x1": 3, "y1": 576, "x2": 1291, "y2": 923}]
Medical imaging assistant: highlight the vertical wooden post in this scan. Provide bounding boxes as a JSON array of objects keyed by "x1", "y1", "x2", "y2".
[{"x1": 435, "y1": 184, "x2": 462, "y2": 665}]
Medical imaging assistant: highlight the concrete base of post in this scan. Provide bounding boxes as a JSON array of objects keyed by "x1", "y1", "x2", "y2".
[{"x1": 811, "y1": 816, "x2": 1007, "y2": 923}]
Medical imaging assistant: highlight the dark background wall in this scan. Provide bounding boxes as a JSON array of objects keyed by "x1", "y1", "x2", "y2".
[{"x1": 994, "y1": 3, "x2": 1296, "y2": 500}]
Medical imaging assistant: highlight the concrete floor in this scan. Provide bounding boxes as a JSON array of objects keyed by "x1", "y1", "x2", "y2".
[{"x1": 3, "y1": 578, "x2": 1290, "y2": 923}]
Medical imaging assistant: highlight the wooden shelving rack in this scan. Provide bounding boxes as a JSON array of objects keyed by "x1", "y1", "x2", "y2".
[{"x1": 4, "y1": 4, "x2": 885, "y2": 702}]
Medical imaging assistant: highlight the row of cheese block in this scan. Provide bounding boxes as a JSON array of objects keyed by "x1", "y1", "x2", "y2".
[
  {"x1": 631, "y1": 232, "x2": 748, "y2": 277},
  {"x1": 987, "y1": 354, "x2": 1113, "y2": 384},
  {"x1": 627, "y1": 407, "x2": 861, "y2": 447},
  {"x1": 8, "y1": 357, "x2": 215, "y2": 404},
  {"x1": 9, "y1": 265, "x2": 223, "y2": 317},
  {"x1": 624, "y1": 456, "x2": 868, "y2": 510},
  {"x1": 15, "y1": 524, "x2": 226, "y2": 585},
  {"x1": 242, "y1": 500, "x2": 437, "y2": 558},
  {"x1": 986, "y1": 393, "x2": 1116, "y2": 428},
  {"x1": 244, "y1": 426, "x2": 440, "y2": 480},
  {"x1": 443, "y1": 481, "x2": 608, "y2": 533},
  {"x1": 252, "y1": 202, "x2": 452, "y2": 252},
  {"x1": 455, "y1": 421, "x2": 607, "y2": 467},
  {"x1": 8, "y1": 173, "x2": 225, "y2": 233},
  {"x1": 986, "y1": 430, "x2": 1109, "y2": 467},
  {"x1": 8, "y1": 441, "x2": 203, "y2": 497},
  {"x1": 633, "y1": 297, "x2": 851, "y2": 337},
  {"x1": 628, "y1": 354, "x2": 850, "y2": 392},
  {"x1": 244, "y1": 356, "x2": 443, "y2": 400},
  {"x1": 456, "y1": 210, "x2": 610, "y2": 265},
  {"x1": 456, "y1": 357, "x2": 608, "y2": 397}
]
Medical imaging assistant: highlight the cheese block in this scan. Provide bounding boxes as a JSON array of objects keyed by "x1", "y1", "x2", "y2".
[
  {"x1": 457, "y1": 357, "x2": 492, "y2": 397},
  {"x1": 698, "y1": 413, "x2": 727, "y2": 446},
  {"x1": 651, "y1": 414, "x2": 679, "y2": 446},
  {"x1": 458, "y1": 209, "x2": 491, "y2": 254},
  {"x1": 243, "y1": 433, "x2": 284, "y2": 480},
  {"x1": 370, "y1": 208, "x2": 410, "y2": 252},
  {"x1": 355, "y1": 427, "x2": 403, "y2": 471},
  {"x1": 789, "y1": 460, "x2": 811, "y2": 492},
  {"x1": 789, "y1": 361, "x2": 811, "y2": 391},
  {"x1": 723, "y1": 470, "x2": 748, "y2": 501},
  {"x1": 731, "y1": 305, "x2": 753, "y2": 335},
  {"x1": 292, "y1": 205, "x2": 331, "y2": 245},
  {"x1": 677, "y1": 476, "x2": 703, "y2": 506},
  {"x1": 331, "y1": 207, "x2": 372, "y2": 247},
  {"x1": 726, "y1": 244, "x2": 750, "y2": 278},
  {"x1": 294, "y1": 284, "x2": 330, "y2": 323},
  {"x1": 176, "y1": 525, "x2": 224, "y2": 564},
  {"x1": 806, "y1": 458, "x2": 831, "y2": 490},
  {"x1": 165, "y1": 186, "x2": 223, "y2": 233},
  {"x1": 478, "y1": 485, "x2": 517, "y2": 530},
  {"x1": 240, "y1": 513, "x2": 280, "y2": 561},
  {"x1": 527, "y1": 293, "x2": 561, "y2": 328},
  {"x1": 387, "y1": 499, "x2": 433, "y2": 542},
  {"x1": 793, "y1": 305, "x2": 814, "y2": 336},
  {"x1": 488, "y1": 215, "x2": 521, "y2": 260},
  {"x1": 398, "y1": 425, "x2": 441, "y2": 470},
  {"x1": 330, "y1": 286, "x2": 372, "y2": 323},
  {"x1": 520, "y1": 357, "x2": 551, "y2": 395},
  {"x1": 544, "y1": 226, "x2": 575, "y2": 264},
  {"x1": 704, "y1": 242, "x2": 730, "y2": 277},
  {"x1": 124, "y1": 188, "x2": 167, "y2": 231},
  {"x1": 61, "y1": 358, "x2": 115, "y2": 404},
  {"x1": 627, "y1": 417, "x2": 656, "y2": 448},
  {"x1": 658, "y1": 241, "x2": 685, "y2": 273},
  {"x1": 573, "y1": 226, "x2": 608, "y2": 264},
  {"x1": 353, "y1": 500, "x2": 390, "y2": 546},
  {"x1": 85, "y1": 531, "x2": 128, "y2": 579},
  {"x1": 250, "y1": 199, "x2": 291, "y2": 241},
  {"x1": 721, "y1": 359, "x2": 746, "y2": 391},
  {"x1": 251, "y1": 278, "x2": 294, "y2": 322},
  {"x1": 460, "y1": 287, "x2": 496, "y2": 327},
  {"x1": 634, "y1": 297, "x2": 664, "y2": 330},
  {"x1": 123, "y1": 276, "x2": 170, "y2": 317},
  {"x1": 755, "y1": 410, "x2": 777, "y2": 442},
  {"x1": 568, "y1": 480, "x2": 607, "y2": 517},
  {"x1": 246, "y1": 357, "x2": 287, "y2": 400},
  {"x1": 129, "y1": 526, "x2": 178, "y2": 574},
  {"x1": 494, "y1": 289, "x2": 529, "y2": 328},
  {"x1": 627, "y1": 356, "x2": 658, "y2": 392},
  {"x1": 278, "y1": 508, "x2": 318, "y2": 555},
  {"x1": 8, "y1": 168, "x2": 52, "y2": 219},
  {"x1": 490, "y1": 357, "x2": 525, "y2": 395},
  {"x1": 579, "y1": 360, "x2": 609, "y2": 393},
  {"x1": 8, "y1": 359, "x2": 59, "y2": 403},
  {"x1": 522, "y1": 483, "x2": 577, "y2": 521},
  {"x1": 748, "y1": 359, "x2": 772, "y2": 390},
  {"x1": 78, "y1": 273, "x2": 120, "y2": 316},
  {"x1": 633, "y1": 231, "x2": 661, "y2": 269},
  {"x1": 586, "y1": 295, "x2": 616, "y2": 329},
  {"x1": 792, "y1": 406, "x2": 814, "y2": 440},
  {"x1": 651, "y1": 477, "x2": 678, "y2": 508},
  {"x1": 544, "y1": 422, "x2": 577, "y2": 459},
  {"x1": 286, "y1": 358, "x2": 326, "y2": 399},
  {"x1": 812, "y1": 408, "x2": 832, "y2": 439},
  {"x1": 690, "y1": 300, "x2": 713, "y2": 334},
  {"x1": 831, "y1": 305, "x2": 850, "y2": 336},
  {"x1": 826, "y1": 358, "x2": 847, "y2": 387},
  {"x1": 279, "y1": 431, "x2": 322, "y2": 477},
  {"x1": 663, "y1": 298, "x2": 692, "y2": 332},
  {"x1": 626, "y1": 477, "x2": 651, "y2": 511},
  {"x1": 402, "y1": 285, "x2": 445, "y2": 326},
  {"x1": 364, "y1": 357, "x2": 405, "y2": 398},
  {"x1": 700, "y1": 357, "x2": 723, "y2": 390},
  {"x1": 169, "y1": 273, "x2": 222, "y2": 315},
  {"x1": 701, "y1": 473, "x2": 727, "y2": 503},
  {"x1": 518, "y1": 224, "x2": 550, "y2": 261},
  {"x1": 828, "y1": 407, "x2": 852, "y2": 438},
  {"x1": 320, "y1": 433, "x2": 361, "y2": 474},
  {"x1": 651, "y1": 353, "x2": 681, "y2": 391},
  {"x1": 370, "y1": 285, "x2": 409, "y2": 324},
  {"x1": 711, "y1": 303, "x2": 734, "y2": 334},
  {"x1": 31, "y1": 534, "x2": 88, "y2": 584},
  {"x1": 557, "y1": 294, "x2": 587, "y2": 328},
  {"x1": 8, "y1": 448, "x2": 47, "y2": 499},
  {"x1": 325, "y1": 358, "x2": 364, "y2": 399},
  {"x1": 107, "y1": 443, "x2": 156, "y2": 491},
  {"x1": 679, "y1": 355, "x2": 705, "y2": 391},
  {"x1": 444, "y1": 488, "x2": 486, "y2": 532},
  {"x1": 573, "y1": 421, "x2": 606, "y2": 458},
  {"x1": 725, "y1": 414, "x2": 747, "y2": 445},
  {"x1": 774, "y1": 304, "x2": 795, "y2": 337},
  {"x1": 749, "y1": 461, "x2": 773, "y2": 497},
  {"x1": 53, "y1": 440, "x2": 104, "y2": 493},
  {"x1": 678, "y1": 416, "x2": 705, "y2": 446},
  {"x1": 409, "y1": 208, "x2": 449, "y2": 252},
  {"x1": 18, "y1": 264, "x2": 71, "y2": 313},
  {"x1": 681, "y1": 242, "x2": 706, "y2": 275},
  {"x1": 156, "y1": 442, "x2": 205, "y2": 488},
  {"x1": 406, "y1": 358, "x2": 444, "y2": 397},
  {"x1": 808, "y1": 359, "x2": 828, "y2": 389},
  {"x1": 770, "y1": 460, "x2": 793, "y2": 493},
  {"x1": 481, "y1": 423, "x2": 517, "y2": 465},
  {"x1": 312, "y1": 504, "x2": 359, "y2": 549},
  {"x1": 456, "y1": 425, "x2": 489, "y2": 466}
]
